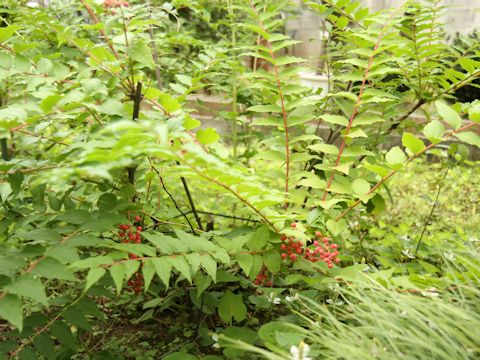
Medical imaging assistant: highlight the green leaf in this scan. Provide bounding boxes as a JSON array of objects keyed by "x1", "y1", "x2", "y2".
[
  {"x1": 7, "y1": 274, "x2": 48, "y2": 306},
  {"x1": 402, "y1": 133, "x2": 425, "y2": 154},
  {"x1": 423, "y1": 120, "x2": 445, "y2": 143},
  {"x1": 30, "y1": 257, "x2": 76, "y2": 281},
  {"x1": 0, "y1": 294, "x2": 23, "y2": 332},
  {"x1": 163, "y1": 353, "x2": 198, "y2": 360},
  {"x1": 218, "y1": 291, "x2": 247, "y2": 323},
  {"x1": 308, "y1": 143, "x2": 339, "y2": 155},
  {"x1": 246, "y1": 225, "x2": 270, "y2": 251},
  {"x1": 171, "y1": 256, "x2": 192, "y2": 283},
  {"x1": 110, "y1": 264, "x2": 125, "y2": 295},
  {"x1": 158, "y1": 92, "x2": 181, "y2": 113},
  {"x1": 262, "y1": 250, "x2": 281, "y2": 274},
  {"x1": 152, "y1": 257, "x2": 172, "y2": 289},
  {"x1": 200, "y1": 255, "x2": 217, "y2": 282},
  {"x1": 326, "y1": 219, "x2": 347, "y2": 236},
  {"x1": 0, "y1": 182, "x2": 12, "y2": 203},
  {"x1": 196, "y1": 128, "x2": 220, "y2": 145},
  {"x1": 435, "y1": 101, "x2": 461, "y2": 129},
  {"x1": 336, "y1": 16, "x2": 349, "y2": 29},
  {"x1": 40, "y1": 94, "x2": 62, "y2": 113},
  {"x1": 33, "y1": 333, "x2": 55, "y2": 360},
  {"x1": 84, "y1": 267, "x2": 106, "y2": 292},
  {"x1": 0, "y1": 25, "x2": 20, "y2": 43},
  {"x1": 247, "y1": 104, "x2": 282, "y2": 112},
  {"x1": 321, "y1": 114, "x2": 348, "y2": 126},
  {"x1": 235, "y1": 253, "x2": 253, "y2": 276},
  {"x1": 37, "y1": 58, "x2": 53, "y2": 74},
  {"x1": 127, "y1": 39, "x2": 155, "y2": 69},
  {"x1": 183, "y1": 115, "x2": 201, "y2": 130},
  {"x1": 297, "y1": 177, "x2": 326, "y2": 189},
  {"x1": 454, "y1": 131, "x2": 480, "y2": 148},
  {"x1": 352, "y1": 179, "x2": 370, "y2": 195},
  {"x1": 142, "y1": 259, "x2": 155, "y2": 292},
  {"x1": 385, "y1": 146, "x2": 406, "y2": 166}
]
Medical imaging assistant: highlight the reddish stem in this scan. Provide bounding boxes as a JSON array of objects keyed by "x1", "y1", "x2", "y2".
[
  {"x1": 81, "y1": 1, "x2": 120, "y2": 60},
  {"x1": 322, "y1": 14, "x2": 396, "y2": 201}
]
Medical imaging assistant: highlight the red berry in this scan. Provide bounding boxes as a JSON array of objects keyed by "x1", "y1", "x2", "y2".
[
  {"x1": 135, "y1": 215, "x2": 141, "y2": 222},
  {"x1": 327, "y1": 262, "x2": 333, "y2": 269},
  {"x1": 281, "y1": 234, "x2": 287, "y2": 241},
  {"x1": 291, "y1": 223, "x2": 297, "y2": 228},
  {"x1": 281, "y1": 244, "x2": 287, "y2": 250},
  {"x1": 296, "y1": 248, "x2": 302, "y2": 254},
  {"x1": 136, "y1": 226, "x2": 142, "y2": 232},
  {"x1": 281, "y1": 253, "x2": 287, "y2": 260},
  {"x1": 315, "y1": 231, "x2": 322, "y2": 237}
]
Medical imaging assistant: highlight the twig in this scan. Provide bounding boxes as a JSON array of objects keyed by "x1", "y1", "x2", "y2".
[
  {"x1": 414, "y1": 163, "x2": 450, "y2": 255},
  {"x1": 175, "y1": 210, "x2": 260, "y2": 223},
  {"x1": 148, "y1": 158, "x2": 197, "y2": 234},
  {"x1": 180, "y1": 176, "x2": 203, "y2": 230}
]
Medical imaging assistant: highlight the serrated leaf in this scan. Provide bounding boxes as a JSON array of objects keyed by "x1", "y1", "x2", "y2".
[
  {"x1": 183, "y1": 115, "x2": 201, "y2": 130},
  {"x1": 127, "y1": 39, "x2": 155, "y2": 69},
  {"x1": 158, "y1": 93, "x2": 181, "y2": 113},
  {"x1": 171, "y1": 256, "x2": 192, "y2": 283},
  {"x1": 423, "y1": 120, "x2": 445, "y2": 143},
  {"x1": 0, "y1": 294, "x2": 23, "y2": 332},
  {"x1": 142, "y1": 259, "x2": 155, "y2": 292},
  {"x1": 152, "y1": 257, "x2": 172, "y2": 288},
  {"x1": 262, "y1": 250, "x2": 281, "y2": 274},
  {"x1": 235, "y1": 253, "x2": 253, "y2": 276},
  {"x1": 435, "y1": 101, "x2": 461, "y2": 129},
  {"x1": 352, "y1": 179, "x2": 370, "y2": 195},
  {"x1": 246, "y1": 225, "x2": 270, "y2": 251},
  {"x1": 385, "y1": 146, "x2": 406, "y2": 166},
  {"x1": 200, "y1": 255, "x2": 217, "y2": 282},
  {"x1": 455, "y1": 131, "x2": 480, "y2": 148},
  {"x1": 196, "y1": 128, "x2": 220, "y2": 145},
  {"x1": 31, "y1": 257, "x2": 76, "y2": 281},
  {"x1": 297, "y1": 177, "x2": 326, "y2": 189},
  {"x1": 218, "y1": 291, "x2": 247, "y2": 323},
  {"x1": 402, "y1": 133, "x2": 425, "y2": 154},
  {"x1": 84, "y1": 268, "x2": 106, "y2": 292},
  {"x1": 308, "y1": 143, "x2": 339, "y2": 155},
  {"x1": 7, "y1": 274, "x2": 48, "y2": 306},
  {"x1": 321, "y1": 114, "x2": 348, "y2": 126},
  {"x1": 109, "y1": 264, "x2": 125, "y2": 295}
]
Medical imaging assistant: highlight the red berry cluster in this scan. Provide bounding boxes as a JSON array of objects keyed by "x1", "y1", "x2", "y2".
[
  {"x1": 254, "y1": 267, "x2": 272, "y2": 286},
  {"x1": 104, "y1": 0, "x2": 129, "y2": 8},
  {"x1": 117, "y1": 215, "x2": 144, "y2": 294},
  {"x1": 280, "y1": 224, "x2": 340, "y2": 269}
]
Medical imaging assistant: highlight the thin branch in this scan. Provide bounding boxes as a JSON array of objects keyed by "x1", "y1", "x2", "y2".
[
  {"x1": 178, "y1": 156, "x2": 278, "y2": 232},
  {"x1": 414, "y1": 163, "x2": 450, "y2": 255},
  {"x1": 175, "y1": 210, "x2": 260, "y2": 223},
  {"x1": 322, "y1": 12, "x2": 397, "y2": 201},
  {"x1": 81, "y1": 1, "x2": 120, "y2": 60},
  {"x1": 148, "y1": 158, "x2": 197, "y2": 234},
  {"x1": 180, "y1": 176, "x2": 203, "y2": 230}
]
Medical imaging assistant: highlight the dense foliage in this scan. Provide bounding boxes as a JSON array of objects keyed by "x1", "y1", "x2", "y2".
[{"x1": 0, "y1": 0, "x2": 479, "y2": 358}]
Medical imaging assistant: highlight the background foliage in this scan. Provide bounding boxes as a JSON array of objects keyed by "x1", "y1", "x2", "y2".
[{"x1": 0, "y1": 0, "x2": 479, "y2": 358}]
